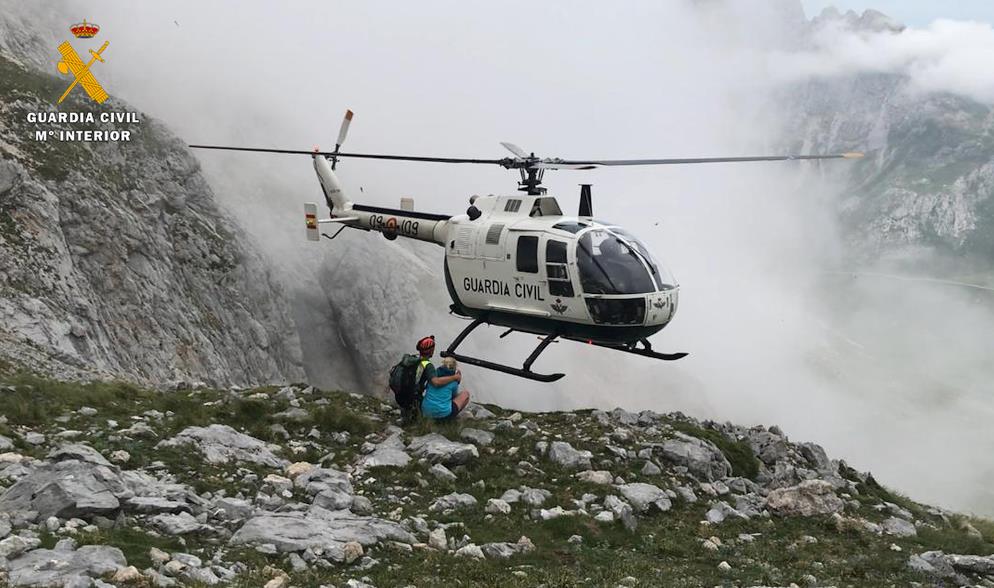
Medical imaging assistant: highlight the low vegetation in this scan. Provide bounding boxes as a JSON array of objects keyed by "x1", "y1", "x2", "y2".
[{"x1": 0, "y1": 366, "x2": 991, "y2": 587}]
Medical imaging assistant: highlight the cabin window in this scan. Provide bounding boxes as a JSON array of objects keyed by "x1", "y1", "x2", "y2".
[
  {"x1": 552, "y1": 221, "x2": 588, "y2": 234},
  {"x1": 546, "y1": 240, "x2": 574, "y2": 297},
  {"x1": 504, "y1": 199, "x2": 522, "y2": 213},
  {"x1": 515, "y1": 235, "x2": 539, "y2": 273},
  {"x1": 529, "y1": 197, "x2": 563, "y2": 218}
]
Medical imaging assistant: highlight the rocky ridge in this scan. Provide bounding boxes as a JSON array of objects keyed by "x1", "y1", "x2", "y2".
[
  {"x1": 782, "y1": 8, "x2": 994, "y2": 264},
  {"x1": 0, "y1": 46, "x2": 304, "y2": 387},
  {"x1": 0, "y1": 372, "x2": 989, "y2": 587}
]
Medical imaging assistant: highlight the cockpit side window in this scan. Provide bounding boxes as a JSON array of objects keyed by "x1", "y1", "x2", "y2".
[{"x1": 576, "y1": 229, "x2": 656, "y2": 294}]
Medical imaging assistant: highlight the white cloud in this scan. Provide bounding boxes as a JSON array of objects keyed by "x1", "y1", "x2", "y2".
[{"x1": 771, "y1": 18, "x2": 994, "y2": 103}]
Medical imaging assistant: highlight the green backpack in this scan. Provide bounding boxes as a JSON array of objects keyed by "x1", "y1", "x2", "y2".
[{"x1": 389, "y1": 354, "x2": 425, "y2": 410}]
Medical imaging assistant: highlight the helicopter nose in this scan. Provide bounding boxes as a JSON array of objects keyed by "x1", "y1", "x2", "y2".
[{"x1": 646, "y1": 289, "x2": 678, "y2": 325}]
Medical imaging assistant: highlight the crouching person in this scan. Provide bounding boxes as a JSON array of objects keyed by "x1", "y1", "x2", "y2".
[{"x1": 421, "y1": 356, "x2": 470, "y2": 421}]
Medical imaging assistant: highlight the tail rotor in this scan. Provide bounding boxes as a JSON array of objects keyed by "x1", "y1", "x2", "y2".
[{"x1": 332, "y1": 109, "x2": 353, "y2": 170}]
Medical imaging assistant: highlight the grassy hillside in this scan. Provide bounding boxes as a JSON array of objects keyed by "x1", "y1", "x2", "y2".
[{"x1": 0, "y1": 364, "x2": 991, "y2": 587}]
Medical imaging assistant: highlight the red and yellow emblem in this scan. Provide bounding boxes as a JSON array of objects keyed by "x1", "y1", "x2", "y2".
[
  {"x1": 56, "y1": 20, "x2": 109, "y2": 104},
  {"x1": 70, "y1": 19, "x2": 100, "y2": 39}
]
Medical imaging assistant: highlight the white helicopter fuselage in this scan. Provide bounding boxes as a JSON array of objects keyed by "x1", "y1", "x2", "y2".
[
  {"x1": 443, "y1": 195, "x2": 679, "y2": 344},
  {"x1": 311, "y1": 154, "x2": 680, "y2": 346}
]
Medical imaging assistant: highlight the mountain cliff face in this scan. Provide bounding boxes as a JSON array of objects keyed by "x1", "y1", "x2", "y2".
[
  {"x1": 784, "y1": 75, "x2": 994, "y2": 264},
  {"x1": 780, "y1": 11, "x2": 994, "y2": 266},
  {"x1": 0, "y1": 51, "x2": 304, "y2": 386}
]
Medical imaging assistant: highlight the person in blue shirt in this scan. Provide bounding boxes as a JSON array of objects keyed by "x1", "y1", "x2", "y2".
[{"x1": 421, "y1": 356, "x2": 471, "y2": 420}]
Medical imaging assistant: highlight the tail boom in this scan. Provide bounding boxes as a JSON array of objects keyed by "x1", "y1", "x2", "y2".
[{"x1": 309, "y1": 155, "x2": 448, "y2": 246}]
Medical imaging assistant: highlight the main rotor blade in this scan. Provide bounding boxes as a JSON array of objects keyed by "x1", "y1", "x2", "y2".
[
  {"x1": 188, "y1": 144, "x2": 506, "y2": 165},
  {"x1": 549, "y1": 152, "x2": 865, "y2": 168},
  {"x1": 500, "y1": 142, "x2": 529, "y2": 158}
]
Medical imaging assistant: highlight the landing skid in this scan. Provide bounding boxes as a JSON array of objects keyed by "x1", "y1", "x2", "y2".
[
  {"x1": 440, "y1": 318, "x2": 688, "y2": 382},
  {"x1": 585, "y1": 338, "x2": 689, "y2": 361},
  {"x1": 440, "y1": 318, "x2": 565, "y2": 382}
]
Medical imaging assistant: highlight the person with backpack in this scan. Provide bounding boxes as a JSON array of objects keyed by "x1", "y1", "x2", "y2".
[
  {"x1": 422, "y1": 356, "x2": 471, "y2": 421},
  {"x1": 388, "y1": 335, "x2": 460, "y2": 424}
]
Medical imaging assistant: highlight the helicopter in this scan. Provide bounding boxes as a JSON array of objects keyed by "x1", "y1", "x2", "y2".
[{"x1": 190, "y1": 110, "x2": 863, "y2": 382}]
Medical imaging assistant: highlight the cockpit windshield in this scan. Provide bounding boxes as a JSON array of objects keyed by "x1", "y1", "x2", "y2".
[
  {"x1": 610, "y1": 228, "x2": 677, "y2": 290},
  {"x1": 577, "y1": 228, "x2": 677, "y2": 295}
]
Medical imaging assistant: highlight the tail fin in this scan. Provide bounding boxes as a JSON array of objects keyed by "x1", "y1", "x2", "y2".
[{"x1": 313, "y1": 154, "x2": 352, "y2": 213}]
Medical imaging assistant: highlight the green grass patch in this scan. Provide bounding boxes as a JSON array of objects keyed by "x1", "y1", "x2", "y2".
[
  {"x1": 0, "y1": 373, "x2": 149, "y2": 426},
  {"x1": 73, "y1": 526, "x2": 188, "y2": 570},
  {"x1": 850, "y1": 472, "x2": 927, "y2": 519},
  {"x1": 966, "y1": 516, "x2": 994, "y2": 543},
  {"x1": 310, "y1": 403, "x2": 376, "y2": 437}
]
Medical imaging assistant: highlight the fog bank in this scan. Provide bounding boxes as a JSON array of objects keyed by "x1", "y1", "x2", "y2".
[{"x1": 36, "y1": 0, "x2": 994, "y2": 515}]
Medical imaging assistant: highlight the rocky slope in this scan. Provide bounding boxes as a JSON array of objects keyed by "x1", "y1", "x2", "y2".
[
  {"x1": 0, "y1": 369, "x2": 990, "y2": 587},
  {"x1": 781, "y1": 9, "x2": 994, "y2": 266},
  {"x1": 0, "y1": 49, "x2": 304, "y2": 386}
]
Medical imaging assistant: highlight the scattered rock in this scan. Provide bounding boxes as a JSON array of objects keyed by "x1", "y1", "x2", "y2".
[
  {"x1": 428, "y1": 463, "x2": 457, "y2": 482},
  {"x1": 674, "y1": 486, "x2": 698, "y2": 503},
  {"x1": 429, "y1": 493, "x2": 478, "y2": 513},
  {"x1": 882, "y1": 516, "x2": 917, "y2": 538},
  {"x1": 409, "y1": 434, "x2": 478, "y2": 466},
  {"x1": 151, "y1": 512, "x2": 203, "y2": 535},
  {"x1": 48, "y1": 444, "x2": 112, "y2": 467},
  {"x1": 706, "y1": 501, "x2": 749, "y2": 524},
  {"x1": 230, "y1": 506, "x2": 414, "y2": 560},
  {"x1": 455, "y1": 543, "x2": 485, "y2": 559},
  {"x1": 157, "y1": 425, "x2": 287, "y2": 468},
  {"x1": 112, "y1": 566, "x2": 143, "y2": 582},
  {"x1": 460, "y1": 428, "x2": 495, "y2": 446},
  {"x1": 640, "y1": 461, "x2": 662, "y2": 476},
  {"x1": 343, "y1": 541, "x2": 364, "y2": 564},
  {"x1": 356, "y1": 433, "x2": 411, "y2": 469},
  {"x1": 604, "y1": 495, "x2": 637, "y2": 531},
  {"x1": 7, "y1": 544, "x2": 126, "y2": 587},
  {"x1": 428, "y1": 528, "x2": 447, "y2": 550},
  {"x1": 286, "y1": 462, "x2": 316, "y2": 479},
  {"x1": 520, "y1": 487, "x2": 552, "y2": 507},
  {"x1": 0, "y1": 459, "x2": 126, "y2": 519},
  {"x1": 765, "y1": 480, "x2": 844, "y2": 517},
  {"x1": 659, "y1": 432, "x2": 732, "y2": 481},
  {"x1": 110, "y1": 450, "x2": 130, "y2": 464},
  {"x1": 295, "y1": 467, "x2": 354, "y2": 497},
  {"x1": 486, "y1": 498, "x2": 511, "y2": 515},
  {"x1": 0, "y1": 535, "x2": 42, "y2": 559},
  {"x1": 618, "y1": 483, "x2": 671, "y2": 513},
  {"x1": 313, "y1": 489, "x2": 354, "y2": 511},
  {"x1": 576, "y1": 470, "x2": 614, "y2": 485},
  {"x1": 481, "y1": 537, "x2": 535, "y2": 559},
  {"x1": 462, "y1": 404, "x2": 497, "y2": 419},
  {"x1": 546, "y1": 441, "x2": 592, "y2": 470}
]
